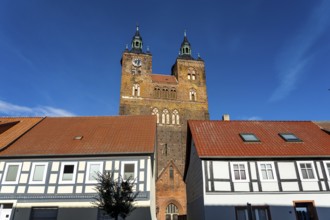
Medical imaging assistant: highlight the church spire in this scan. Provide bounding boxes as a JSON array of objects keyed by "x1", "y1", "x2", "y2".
[
  {"x1": 131, "y1": 25, "x2": 143, "y2": 53},
  {"x1": 178, "y1": 30, "x2": 193, "y2": 59}
]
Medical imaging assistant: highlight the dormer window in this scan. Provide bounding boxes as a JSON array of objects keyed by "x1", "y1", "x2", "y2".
[
  {"x1": 279, "y1": 133, "x2": 302, "y2": 142},
  {"x1": 239, "y1": 133, "x2": 260, "y2": 142}
]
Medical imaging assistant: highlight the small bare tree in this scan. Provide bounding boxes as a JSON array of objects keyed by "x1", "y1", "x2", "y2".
[{"x1": 94, "y1": 171, "x2": 138, "y2": 220}]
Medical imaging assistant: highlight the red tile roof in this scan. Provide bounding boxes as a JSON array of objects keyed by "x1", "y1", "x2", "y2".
[
  {"x1": 0, "y1": 117, "x2": 44, "y2": 151},
  {"x1": 0, "y1": 115, "x2": 156, "y2": 157},
  {"x1": 151, "y1": 74, "x2": 177, "y2": 84},
  {"x1": 188, "y1": 120, "x2": 330, "y2": 158}
]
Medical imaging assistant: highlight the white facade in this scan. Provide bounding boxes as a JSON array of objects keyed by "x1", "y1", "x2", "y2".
[
  {"x1": 0, "y1": 156, "x2": 155, "y2": 220},
  {"x1": 186, "y1": 143, "x2": 330, "y2": 220}
]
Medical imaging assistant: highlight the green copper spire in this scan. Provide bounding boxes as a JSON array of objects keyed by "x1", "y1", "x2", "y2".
[
  {"x1": 131, "y1": 25, "x2": 143, "y2": 53},
  {"x1": 179, "y1": 30, "x2": 193, "y2": 59}
]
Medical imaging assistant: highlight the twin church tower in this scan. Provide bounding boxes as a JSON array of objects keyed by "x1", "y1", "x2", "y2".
[{"x1": 119, "y1": 26, "x2": 209, "y2": 219}]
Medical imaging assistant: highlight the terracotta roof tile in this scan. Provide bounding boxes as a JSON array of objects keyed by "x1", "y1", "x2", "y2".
[
  {"x1": 151, "y1": 74, "x2": 177, "y2": 84},
  {"x1": 0, "y1": 115, "x2": 156, "y2": 157},
  {"x1": 188, "y1": 120, "x2": 330, "y2": 158},
  {"x1": 0, "y1": 117, "x2": 43, "y2": 151}
]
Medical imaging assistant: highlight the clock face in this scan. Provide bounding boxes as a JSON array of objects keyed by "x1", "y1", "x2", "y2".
[{"x1": 132, "y1": 58, "x2": 142, "y2": 67}]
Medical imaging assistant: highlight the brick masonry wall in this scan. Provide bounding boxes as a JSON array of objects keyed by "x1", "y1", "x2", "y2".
[{"x1": 119, "y1": 51, "x2": 209, "y2": 218}]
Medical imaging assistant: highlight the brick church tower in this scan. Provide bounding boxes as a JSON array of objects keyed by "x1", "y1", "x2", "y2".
[{"x1": 119, "y1": 27, "x2": 209, "y2": 220}]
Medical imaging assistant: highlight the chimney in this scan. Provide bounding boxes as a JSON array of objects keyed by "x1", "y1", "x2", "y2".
[{"x1": 222, "y1": 114, "x2": 230, "y2": 121}]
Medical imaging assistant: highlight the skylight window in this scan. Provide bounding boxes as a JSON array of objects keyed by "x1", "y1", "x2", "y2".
[
  {"x1": 239, "y1": 133, "x2": 260, "y2": 142},
  {"x1": 279, "y1": 133, "x2": 302, "y2": 142}
]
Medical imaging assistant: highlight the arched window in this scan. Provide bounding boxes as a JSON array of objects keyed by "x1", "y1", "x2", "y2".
[
  {"x1": 162, "y1": 87, "x2": 169, "y2": 99},
  {"x1": 152, "y1": 108, "x2": 159, "y2": 123},
  {"x1": 166, "y1": 203, "x2": 179, "y2": 220},
  {"x1": 132, "y1": 84, "x2": 140, "y2": 97},
  {"x1": 172, "y1": 110, "x2": 180, "y2": 125},
  {"x1": 154, "y1": 86, "x2": 161, "y2": 98},
  {"x1": 187, "y1": 73, "x2": 191, "y2": 80},
  {"x1": 162, "y1": 109, "x2": 170, "y2": 124},
  {"x1": 189, "y1": 89, "x2": 196, "y2": 101},
  {"x1": 170, "y1": 88, "x2": 177, "y2": 99}
]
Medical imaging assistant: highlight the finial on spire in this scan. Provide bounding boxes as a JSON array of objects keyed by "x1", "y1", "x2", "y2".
[
  {"x1": 198, "y1": 53, "x2": 200, "y2": 58},
  {"x1": 184, "y1": 30, "x2": 187, "y2": 37},
  {"x1": 136, "y1": 24, "x2": 139, "y2": 31},
  {"x1": 126, "y1": 44, "x2": 128, "y2": 49}
]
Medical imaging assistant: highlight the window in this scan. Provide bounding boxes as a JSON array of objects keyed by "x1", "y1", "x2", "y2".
[
  {"x1": 86, "y1": 162, "x2": 103, "y2": 183},
  {"x1": 2, "y1": 163, "x2": 22, "y2": 184},
  {"x1": 132, "y1": 84, "x2": 140, "y2": 97},
  {"x1": 152, "y1": 108, "x2": 160, "y2": 123},
  {"x1": 188, "y1": 68, "x2": 196, "y2": 80},
  {"x1": 162, "y1": 87, "x2": 169, "y2": 99},
  {"x1": 29, "y1": 163, "x2": 48, "y2": 184},
  {"x1": 162, "y1": 109, "x2": 170, "y2": 124},
  {"x1": 172, "y1": 110, "x2": 180, "y2": 125},
  {"x1": 189, "y1": 89, "x2": 196, "y2": 101},
  {"x1": 294, "y1": 202, "x2": 318, "y2": 220},
  {"x1": 240, "y1": 133, "x2": 260, "y2": 142},
  {"x1": 121, "y1": 161, "x2": 137, "y2": 180},
  {"x1": 236, "y1": 206, "x2": 271, "y2": 220},
  {"x1": 166, "y1": 203, "x2": 179, "y2": 220},
  {"x1": 59, "y1": 162, "x2": 77, "y2": 184},
  {"x1": 279, "y1": 133, "x2": 302, "y2": 142},
  {"x1": 257, "y1": 162, "x2": 276, "y2": 181},
  {"x1": 30, "y1": 207, "x2": 58, "y2": 220},
  {"x1": 170, "y1": 88, "x2": 177, "y2": 99},
  {"x1": 297, "y1": 162, "x2": 317, "y2": 180},
  {"x1": 169, "y1": 166, "x2": 174, "y2": 179},
  {"x1": 154, "y1": 87, "x2": 161, "y2": 98},
  {"x1": 231, "y1": 162, "x2": 249, "y2": 182}
]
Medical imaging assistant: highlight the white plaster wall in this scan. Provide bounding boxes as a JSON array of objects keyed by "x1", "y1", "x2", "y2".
[
  {"x1": 281, "y1": 182, "x2": 299, "y2": 191},
  {"x1": 27, "y1": 186, "x2": 45, "y2": 194},
  {"x1": 250, "y1": 162, "x2": 257, "y2": 180},
  {"x1": 233, "y1": 182, "x2": 250, "y2": 191},
  {"x1": 301, "y1": 181, "x2": 319, "y2": 191},
  {"x1": 78, "y1": 161, "x2": 86, "y2": 171},
  {"x1": 212, "y1": 161, "x2": 229, "y2": 179},
  {"x1": 105, "y1": 161, "x2": 112, "y2": 170},
  {"x1": 316, "y1": 162, "x2": 323, "y2": 179},
  {"x1": 57, "y1": 186, "x2": 73, "y2": 194},
  {"x1": 260, "y1": 182, "x2": 279, "y2": 191},
  {"x1": 51, "y1": 162, "x2": 59, "y2": 171},
  {"x1": 214, "y1": 181, "x2": 231, "y2": 191},
  {"x1": 1, "y1": 186, "x2": 15, "y2": 193},
  {"x1": 0, "y1": 162, "x2": 4, "y2": 171},
  {"x1": 278, "y1": 162, "x2": 297, "y2": 179},
  {"x1": 22, "y1": 162, "x2": 31, "y2": 171}
]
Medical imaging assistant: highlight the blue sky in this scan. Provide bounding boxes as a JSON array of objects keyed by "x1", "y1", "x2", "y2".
[{"x1": 0, "y1": 0, "x2": 329, "y2": 120}]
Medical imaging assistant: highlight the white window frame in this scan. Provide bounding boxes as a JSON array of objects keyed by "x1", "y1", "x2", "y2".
[
  {"x1": 121, "y1": 161, "x2": 138, "y2": 181},
  {"x1": 297, "y1": 161, "x2": 318, "y2": 181},
  {"x1": 2, "y1": 162, "x2": 22, "y2": 184},
  {"x1": 29, "y1": 162, "x2": 48, "y2": 184},
  {"x1": 85, "y1": 161, "x2": 103, "y2": 183},
  {"x1": 230, "y1": 162, "x2": 249, "y2": 182},
  {"x1": 59, "y1": 162, "x2": 77, "y2": 184},
  {"x1": 323, "y1": 161, "x2": 330, "y2": 179},
  {"x1": 257, "y1": 162, "x2": 277, "y2": 182}
]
